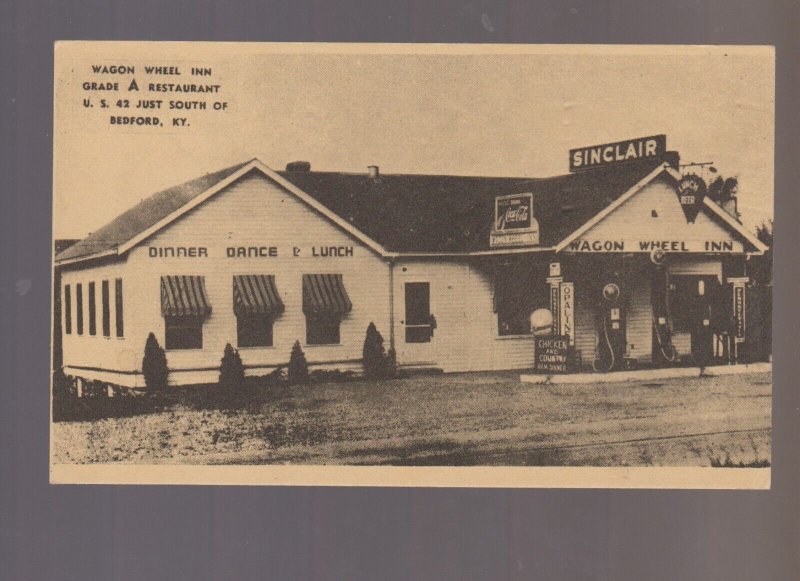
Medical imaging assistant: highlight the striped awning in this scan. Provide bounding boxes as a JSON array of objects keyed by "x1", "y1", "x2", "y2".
[
  {"x1": 233, "y1": 275, "x2": 284, "y2": 317},
  {"x1": 302, "y1": 274, "x2": 352, "y2": 316},
  {"x1": 160, "y1": 276, "x2": 212, "y2": 317}
]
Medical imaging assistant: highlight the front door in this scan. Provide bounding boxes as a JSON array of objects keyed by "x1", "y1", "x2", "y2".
[
  {"x1": 670, "y1": 275, "x2": 716, "y2": 365},
  {"x1": 403, "y1": 282, "x2": 435, "y2": 364}
]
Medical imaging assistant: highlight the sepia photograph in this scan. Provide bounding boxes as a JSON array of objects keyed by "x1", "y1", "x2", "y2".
[{"x1": 50, "y1": 42, "x2": 774, "y2": 487}]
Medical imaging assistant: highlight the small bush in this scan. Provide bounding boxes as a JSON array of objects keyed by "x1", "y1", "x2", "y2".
[
  {"x1": 385, "y1": 347, "x2": 398, "y2": 379},
  {"x1": 362, "y1": 323, "x2": 398, "y2": 379},
  {"x1": 142, "y1": 332, "x2": 168, "y2": 391},
  {"x1": 288, "y1": 340, "x2": 309, "y2": 385},
  {"x1": 219, "y1": 343, "x2": 246, "y2": 391},
  {"x1": 362, "y1": 322, "x2": 387, "y2": 378}
]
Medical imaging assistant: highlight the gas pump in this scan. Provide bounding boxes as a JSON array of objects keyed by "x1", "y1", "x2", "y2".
[
  {"x1": 650, "y1": 249, "x2": 677, "y2": 365},
  {"x1": 592, "y1": 272, "x2": 627, "y2": 372}
]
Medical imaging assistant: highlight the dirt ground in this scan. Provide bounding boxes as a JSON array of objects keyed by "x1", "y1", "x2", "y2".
[{"x1": 51, "y1": 370, "x2": 771, "y2": 467}]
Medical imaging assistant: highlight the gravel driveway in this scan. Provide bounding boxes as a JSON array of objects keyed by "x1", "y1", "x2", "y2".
[{"x1": 51, "y1": 370, "x2": 771, "y2": 466}]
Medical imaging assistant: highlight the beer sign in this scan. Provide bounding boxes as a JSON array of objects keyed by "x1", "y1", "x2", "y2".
[
  {"x1": 677, "y1": 174, "x2": 707, "y2": 223},
  {"x1": 490, "y1": 193, "x2": 539, "y2": 247}
]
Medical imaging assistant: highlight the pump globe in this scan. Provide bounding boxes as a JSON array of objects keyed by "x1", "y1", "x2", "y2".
[{"x1": 530, "y1": 308, "x2": 554, "y2": 336}]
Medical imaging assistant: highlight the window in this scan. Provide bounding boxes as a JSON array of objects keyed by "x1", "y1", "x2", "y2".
[
  {"x1": 302, "y1": 274, "x2": 352, "y2": 346},
  {"x1": 232, "y1": 274, "x2": 283, "y2": 348},
  {"x1": 306, "y1": 313, "x2": 341, "y2": 345},
  {"x1": 88, "y1": 282, "x2": 97, "y2": 335},
  {"x1": 115, "y1": 279, "x2": 124, "y2": 337},
  {"x1": 494, "y1": 261, "x2": 547, "y2": 336},
  {"x1": 404, "y1": 282, "x2": 432, "y2": 343},
  {"x1": 237, "y1": 315, "x2": 274, "y2": 348},
  {"x1": 165, "y1": 316, "x2": 203, "y2": 350},
  {"x1": 101, "y1": 280, "x2": 110, "y2": 337},
  {"x1": 64, "y1": 285, "x2": 72, "y2": 335},
  {"x1": 76, "y1": 283, "x2": 84, "y2": 335},
  {"x1": 160, "y1": 276, "x2": 211, "y2": 350}
]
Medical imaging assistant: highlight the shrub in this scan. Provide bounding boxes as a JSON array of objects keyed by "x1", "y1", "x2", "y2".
[
  {"x1": 219, "y1": 343, "x2": 246, "y2": 391},
  {"x1": 288, "y1": 340, "x2": 309, "y2": 385},
  {"x1": 142, "y1": 332, "x2": 168, "y2": 391},
  {"x1": 362, "y1": 322, "x2": 387, "y2": 378},
  {"x1": 385, "y1": 347, "x2": 398, "y2": 379}
]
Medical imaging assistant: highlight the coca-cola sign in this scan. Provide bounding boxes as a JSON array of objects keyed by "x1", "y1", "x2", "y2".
[
  {"x1": 491, "y1": 193, "x2": 539, "y2": 247},
  {"x1": 495, "y1": 193, "x2": 532, "y2": 231}
]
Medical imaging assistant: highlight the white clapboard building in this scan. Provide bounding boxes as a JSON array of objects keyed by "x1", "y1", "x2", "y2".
[{"x1": 55, "y1": 136, "x2": 768, "y2": 387}]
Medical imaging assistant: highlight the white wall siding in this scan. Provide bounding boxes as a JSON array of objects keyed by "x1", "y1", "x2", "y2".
[
  {"x1": 62, "y1": 172, "x2": 391, "y2": 386},
  {"x1": 564, "y1": 176, "x2": 745, "y2": 254},
  {"x1": 61, "y1": 261, "x2": 138, "y2": 376},
  {"x1": 392, "y1": 259, "x2": 540, "y2": 373}
]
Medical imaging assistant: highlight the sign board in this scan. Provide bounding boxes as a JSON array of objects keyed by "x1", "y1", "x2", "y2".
[
  {"x1": 490, "y1": 193, "x2": 539, "y2": 248},
  {"x1": 569, "y1": 134, "x2": 666, "y2": 172},
  {"x1": 734, "y1": 285, "x2": 746, "y2": 339},
  {"x1": 550, "y1": 284, "x2": 560, "y2": 334},
  {"x1": 677, "y1": 174, "x2": 708, "y2": 223},
  {"x1": 534, "y1": 335, "x2": 572, "y2": 374},
  {"x1": 559, "y1": 282, "x2": 574, "y2": 339},
  {"x1": 564, "y1": 238, "x2": 743, "y2": 253}
]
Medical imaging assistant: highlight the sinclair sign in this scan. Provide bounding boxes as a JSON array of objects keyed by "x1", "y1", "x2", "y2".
[
  {"x1": 569, "y1": 135, "x2": 666, "y2": 172},
  {"x1": 490, "y1": 193, "x2": 539, "y2": 247}
]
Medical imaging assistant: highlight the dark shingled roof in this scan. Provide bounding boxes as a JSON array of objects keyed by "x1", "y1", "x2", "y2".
[
  {"x1": 277, "y1": 159, "x2": 666, "y2": 252},
  {"x1": 56, "y1": 157, "x2": 667, "y2": 262}
]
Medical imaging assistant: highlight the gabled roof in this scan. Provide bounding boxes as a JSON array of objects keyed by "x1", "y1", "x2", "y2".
[
  {"x1": 276, "y1": 160, "x2": 665, "y2": 252},
  {"x1": 55, "y1": 155, "x2": 764, "y2": 266},
  {"x1": 55, "y1": 160, "x2": 252, "y2": 262}
]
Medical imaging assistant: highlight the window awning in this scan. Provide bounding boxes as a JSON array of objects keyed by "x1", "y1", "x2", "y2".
[
  {"x1": 161, "y1": 275, "x2": 212, "y2": 317},
  {"x1": 233, "y1": 275, "x2": 284, "y2": 317},
  {"x1": 302, "y1": 274, "x2": 352, "y2": 316}
]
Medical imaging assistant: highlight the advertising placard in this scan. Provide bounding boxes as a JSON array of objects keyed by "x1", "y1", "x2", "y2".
[
  {"x1": 569, "y1": 134, "x2": 666, "y2": 172},
  {"x1": 490, "y1": 193, "x2": 539, "y2": 247},
  {"x1": 534, "y1": 335, "x2": 571, "y2": 374},
  {"x1": 559, "y1": 282, "x2": 574, "y2": 339}
]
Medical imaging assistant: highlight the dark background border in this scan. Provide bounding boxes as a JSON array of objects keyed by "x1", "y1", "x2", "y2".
[{"x1": 2, "y1": 1, "x2": 798, "y2": 579}]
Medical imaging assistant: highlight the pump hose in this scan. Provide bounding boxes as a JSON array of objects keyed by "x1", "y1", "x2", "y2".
[
  {"x1": 592, "y1": 317, "x2": 616, "y2": 373},
  {"x1": 652, "y1": 315, "x2": 677, "y2": 362}
]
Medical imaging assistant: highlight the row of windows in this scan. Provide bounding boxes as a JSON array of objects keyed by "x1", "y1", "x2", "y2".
[
  {"x1": 64, "y1": 279, "x2": 123, "y2": 338},
  {"x1": 163, "y1": 275, "x2": 346, "y2": 351},
  {"x1": 164, "y1": 311, "x2": 342, "y2": 351}
]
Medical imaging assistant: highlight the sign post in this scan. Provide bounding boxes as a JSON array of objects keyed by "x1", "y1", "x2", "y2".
[
  {"x1": 728, "y1": 276, "x2": 748, "y2": 361},
  {"x1": 547, "y1": 275, "x2": 562, "y2": 335}
]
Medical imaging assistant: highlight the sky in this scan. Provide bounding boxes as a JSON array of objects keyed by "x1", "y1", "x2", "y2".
[{"x1": 54, "y1": 43, "x2": 774, "y2": 239}]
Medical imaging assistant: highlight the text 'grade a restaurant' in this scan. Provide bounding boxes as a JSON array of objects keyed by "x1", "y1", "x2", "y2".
[{"x1": 54, "y1": 135, "x2": 769, "y2": 388}]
